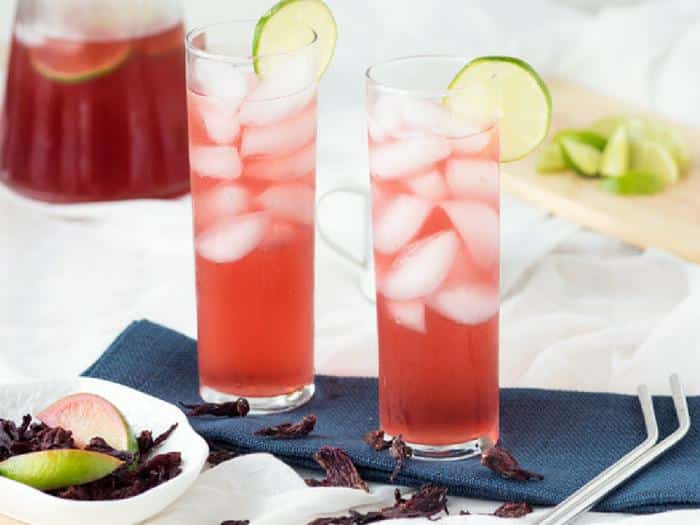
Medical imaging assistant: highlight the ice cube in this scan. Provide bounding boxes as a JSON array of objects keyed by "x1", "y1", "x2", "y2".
[
  {"x1": 240, "y1": 104, "x2": 316, "y2": 158},
  {"x1": 239, "y1": 56, "x2": 317, "y2": 126},
  {"x1": 406, "y1": 169, "x2": 450, "y2": 201},
  {"x1": 381, "y1": 231, "x2": 459, "y2": 300},
  {"x1": 244, "y1": 143, "x2": 316, "y2": 180},
  {"x1": 373, "y1": 194, "x2": 432, "y2": 254},
  {"x1": 194, "y1": 59, "x2": 248, "y2": 106},
  {"x1": 190, "y1": 92, "x2": 241, "y2": 145},
  {"x1": 195, "y1": 184, "x2": 249, "y2": 224},
  {"x1": 190, "y1": 146, "x2": 242, "y2": 180},
  {"x1": 257, "y1": 184, "x2": 315, "y2": 225},
  {"x1": 451, "y1": 130, "x2": 492, "y2": 155},
  {"x1": 429, "y1": 283, "x2": 498, "y2": 325},
  {"x1": 400, "y1": 98, "x2": 446, "y2": 134},
  {"x1": 370, "y1": 136, "x2": 451, "y2": 179},
  {"x1": 442, "y1": 201, "x2": 499, "y2": 271},
  {"x1": 368, "y1": 95, "x2": 404, "y2": 142},
  {"x1": 386, "y1": 300, "x2": 426, "y2": 333},
  {"x1": 196, "y1": 212, "x2": 268, "y2": 263},
  {"x1": 262, "y1": 219, "x2": 298, "y2": 247},
  {"x1": 445, "y1": 158, "x2": 499, "y2": 202}
]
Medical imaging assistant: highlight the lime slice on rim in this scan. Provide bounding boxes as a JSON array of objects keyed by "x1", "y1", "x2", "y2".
[
  {"x1": 633, "y1": 139, "x2": 679, "y2": 184},
  {"x1": 601, "y1": 171, "x2": 665, "y2": 195},
  {"x1": 600, "y1": 125, "x2": 629, "y2": 177},
  {"x1": 253, "y1": 0, "x2": 337, "y2": 78},
  {"x1": 560, "y1": 137, "x2": 601, "y2": 177},
  {"x1": 446, "y1": 56, "x2": 551, "y2": 162},
  {"x1": 536, "y1": 142, "x2": 567, "y2": 173},
  {"x1": 30, "y1": 41, "x2": 130, "y2": 84}
]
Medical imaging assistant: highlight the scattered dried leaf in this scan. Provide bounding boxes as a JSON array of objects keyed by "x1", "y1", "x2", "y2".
[
  {"x1": 181, "y1": 399, "x2": 250, "y2": 418},
  {"x1": 493, "y1": 502, "x2": 533, "y2": 518},
  {"x1": 481, "y1": 447, "x2": 543, "y2": 481},
  {"x1": 255, "y1": 415, "x2": 317, "y2": 439},
  {"x1": 363, "y1": 430, "x2": 392, "y2": 451},
  {"x1": 307, "y1": 484, "x2": 448, "y2": 524},
  {"x1": 307, "y1": 446, "x2": 368, "y2": 491},
  {"x1": 389, "y1": 435, "x2": 412, "y2": 481}
]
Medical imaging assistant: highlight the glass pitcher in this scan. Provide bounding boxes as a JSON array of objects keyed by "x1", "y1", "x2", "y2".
[{"x1": 0, "y1": 0, "x2": 189, "y2": 203}]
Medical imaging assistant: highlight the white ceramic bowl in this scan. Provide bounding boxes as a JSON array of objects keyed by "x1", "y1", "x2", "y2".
[{"x1": 0, "y1": 377, "x2": 208, "y2": 525}]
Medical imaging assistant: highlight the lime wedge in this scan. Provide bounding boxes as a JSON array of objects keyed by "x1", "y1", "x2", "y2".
[
  {"x1": 600, "y1": 125, "x2": 629, "y2": 177},
  {"x1": 601, "y1": 171, "x2": 665, "y2": 195},
  {"x1": 554, "y1": 129, "x2": 607, "y2": 151},
  {"x1": 446, "y1": 56, "x2": 551, "y2": 162},
  {"x1": 560, "y1": 137, "x2": 601, "y2": 177},
  {"x1": 633, "y1": 139, "x2": 679, "y2": 184},
  {"x1": 536, "y1": 142, "x2": 567, "y2": 173},
  {"x1": 30, "y1": 41, "x2": 130, "y2": 84},
  {"x1": 589, "y1": 116, "x2": 626, "y2": 139},
  {"x1": 253, "y1": 0, "x2": 337, "y2": 78}
]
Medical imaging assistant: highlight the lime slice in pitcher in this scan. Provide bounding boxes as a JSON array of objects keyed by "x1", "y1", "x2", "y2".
[
  {"x1": 31, "y1": 40, "x2": 131, "y2": 84},
  {"x1": 446, "y1": 56, "x2": 551, "y2": 162},
  {"x1": 253, "y1": 0, "x2": 338, "y2": 78}
]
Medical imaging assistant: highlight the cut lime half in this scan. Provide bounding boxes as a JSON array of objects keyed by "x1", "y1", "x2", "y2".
[
  {"x1": 253, "y1": 0, "x2": 337, "y2": 78},
  {"x1": 560, "y1": 137, "x2": 601, "y2": 177},
  {"x1": 30, "y1": 41, "x2": 130, "y2": 84},
  {"x1": 446, "y1": 56, "x2": 551, "y2": 162},
  {"x1": 601, "y1": 171, "x2": 665, "y2": 195},
  {"x1": 633, "y1": 139, "x2": 679, "y2": 184},
  {"x1": 600, "y1": 125, "x2": 629, "y2": 177}
]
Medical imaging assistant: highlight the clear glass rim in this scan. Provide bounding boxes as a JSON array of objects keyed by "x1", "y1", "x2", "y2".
[
  {"x1": 185, "y1": 19, "x2": 318, "y2": 65},
  {"x1": 365, "y1": 54, "x2": 493, "y2": 97}
]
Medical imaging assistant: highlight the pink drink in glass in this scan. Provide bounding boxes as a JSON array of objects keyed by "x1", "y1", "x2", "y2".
[
  {"x1": 186, "y1": 23, "x2": 317, "y2": 412},
  {"x1": 368, "y1": 59, "x2": 499, "y2": 458}
]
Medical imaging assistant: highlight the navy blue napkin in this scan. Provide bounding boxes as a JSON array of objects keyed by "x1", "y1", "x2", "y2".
[{"x1": 83, "y1": 320, "x2": 700, "y2": 513}]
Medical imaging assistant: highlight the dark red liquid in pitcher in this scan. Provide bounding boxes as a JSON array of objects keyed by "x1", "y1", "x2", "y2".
[{"x1": 0, "y1": 23, "x2": 189, "y2": 203}]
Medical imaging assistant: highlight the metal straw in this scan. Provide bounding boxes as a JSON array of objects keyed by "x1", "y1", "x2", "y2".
[{"x1": 538, "y1": 375, "x2": 690, "y2": 525}]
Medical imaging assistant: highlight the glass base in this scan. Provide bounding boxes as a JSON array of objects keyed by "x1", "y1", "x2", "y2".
[
  {"x1": 200, "y1": 383, "x2": 315, "y2": 415},
  {"x1": 401, "y1": 437, "x2": 489, "y2": 461}
]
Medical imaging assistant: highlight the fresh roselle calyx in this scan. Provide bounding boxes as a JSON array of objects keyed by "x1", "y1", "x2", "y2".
[
  {"x1": 306, "y1": 446, "x2": 368, "y2": 491},
  {"x1": 255, "y1": 415, "x2": 316, "y2": 439},
  {"x1": 181, "y1": 399, "x2": 250, "y2": 418},
  {"x1": 389, "y1": 435, "x2": 412, "y2": 481},
  {"x1": 481, "y1": 446, "x2": 544, "y2": 481},
  {"x1": 307, "y1": 484, "x2": 448, "y2": 524},
  {"x1": 363, "y1": 429, "x2": 392, "y2": 451},
  {"x1": 493, "y1": 501, "x2": 533, "y2": 518}
]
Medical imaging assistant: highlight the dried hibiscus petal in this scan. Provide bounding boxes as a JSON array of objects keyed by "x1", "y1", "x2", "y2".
[
  {"x1": 493, "y1": 501, "x2": 533, "y2": 518},
  {"x1": 255, "y1": 415, "x2": 316, "y2": 439},
  {"x1": 181, "y1": 399, "x2": 250, "y2": 418},
  {"x1": 307, "y1": 446, "x2": 368, "y2": 491},
  {"x1": 207, "y1": 449, "x2": 238, "y2": 466},
  {"x1": 307, "y1": 484, "x2": 448, "y2": 524},
  {"x1": 221, "y1": 521, "x2": 250, "y2": 525},
  {"x1": 389, "y1": 435, "x2": 412, "y2": 482},
  {"x1": 363, "y1": 429, "x2": 392, "y2": 451},
  {"x1": 481, "y1": 447, "x2": 543, "y2": 481},
  {"x1": 85, "y1": 437, "x2": 135, "y2": 464}
]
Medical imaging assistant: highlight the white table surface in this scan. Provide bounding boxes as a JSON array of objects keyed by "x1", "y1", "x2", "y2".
[{"x1": 2, "y1": 0, "x2": 700, "y2": 523}]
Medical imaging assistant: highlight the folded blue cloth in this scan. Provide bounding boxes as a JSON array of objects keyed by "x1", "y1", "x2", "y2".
[{"x1": 84, "y1": 320, "x2": 699, "y2": 513}]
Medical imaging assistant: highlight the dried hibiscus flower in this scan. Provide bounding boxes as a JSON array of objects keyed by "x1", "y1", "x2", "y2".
[
  {"x1": 362, "y1": 429, "x2": 392, "y2": 451},
  {"x1": 255, "y1": 415, "x2": 316, "y2": 439},
  {"x1": 307, "y1": 484, "x2": 448, "y2": 524},
  {"x1": 181, "y1": 399, "x2": 249, "y2": 418},
  {"x1": 481, "y1": 446, "x2": 543, "y2": 481},
  {"x1": 389, "y1": 435, "x2": 412, "y2": 482},
  {"x1": 207, "y1": 448, "x2": 238, "y2": 466},
  {"x1": 493, "y1": 501, "x2": 533, "y2": 518},
  {"x1": 0, "y1": 415, "x2": 75, "y2": 458},
  {"x1": 221, "y1": 521, "x2": 250, "y2": 525},
  {"x1": 306, "y1": 446, "x2": 368, "y2": 491}
]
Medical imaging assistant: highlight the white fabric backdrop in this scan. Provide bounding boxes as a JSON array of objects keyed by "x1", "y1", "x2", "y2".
[{"x1": 1, "y1": 0, "x2": 700, "y2": 523}]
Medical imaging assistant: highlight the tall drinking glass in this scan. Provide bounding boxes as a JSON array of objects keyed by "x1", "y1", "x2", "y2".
[
  {"x1": 367, "y1": 56, "x2": 500, "y2": 459},
  {"x1": 185, "y1": 21, "x2": 318, "y2": 413}
]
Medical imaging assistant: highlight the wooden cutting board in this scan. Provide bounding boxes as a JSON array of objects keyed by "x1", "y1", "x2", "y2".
[{"x1": 502, "y1": 79, "x2": 700, "y2": 263}]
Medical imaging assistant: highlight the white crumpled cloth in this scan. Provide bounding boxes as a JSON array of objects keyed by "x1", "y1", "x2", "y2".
[{"x1": 2, "y1": 0, "x2": 700, "y2": 523}]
